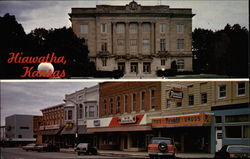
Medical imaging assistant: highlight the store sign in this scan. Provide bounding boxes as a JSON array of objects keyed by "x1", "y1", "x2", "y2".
[
  {"x1": 120, "y1": 115, "x2": 136, "y2": 124},
  {"x1": 44, "y1": 124, "x2": 60, "y2": 130},
  {"x1": 169, "y1": 90, "x2": 183, "y2": 99},
  {"x1": 152, "y1": 113, "x2": 211, "y2": 127},
  {"x1": 65, "y1": 122, "x2": 73, "y2": 129},
  {"x1": 94, "y1": 120, "x2": 100, "y2": 126}
]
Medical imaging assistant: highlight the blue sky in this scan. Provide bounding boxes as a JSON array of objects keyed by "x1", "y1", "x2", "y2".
[{"x1": 0, "y1": 0, "x2": 248, "y2": 33}]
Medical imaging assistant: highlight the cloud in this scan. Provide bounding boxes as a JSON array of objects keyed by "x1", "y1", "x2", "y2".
[
  {"x1": 1, "y1": 81, "x2": 98, "y2": 125},
  {"x1": 0, "y1": 0, "x2": 248, "y2": 33}
]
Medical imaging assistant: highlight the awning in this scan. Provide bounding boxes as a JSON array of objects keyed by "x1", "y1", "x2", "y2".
[
  {"x1": 87, "y1": 125, "x2": 152, "y2": 133},
  {"x1": 61, "y1": 125, "x2": 87, "y2": 135},
  {"x1": 37, "y1": 129, "x2": 62, "y2": 135}
]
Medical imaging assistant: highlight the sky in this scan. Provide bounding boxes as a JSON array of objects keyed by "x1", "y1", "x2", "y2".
[
  {"x1": 0, "y1": 81, "x2": 98, "y2": 125},
  {"x1": 0, "y1": 0, "x2": 248, "y2": 34}
]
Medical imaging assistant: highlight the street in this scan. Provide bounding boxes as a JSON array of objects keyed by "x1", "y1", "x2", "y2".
[{"x1": 0, "y1": 148, "x2": 134, "y2": 159}]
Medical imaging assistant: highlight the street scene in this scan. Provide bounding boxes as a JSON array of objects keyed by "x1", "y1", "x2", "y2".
[{"x1": 1, "y1": 81, "x2": 249, "y2": 159}]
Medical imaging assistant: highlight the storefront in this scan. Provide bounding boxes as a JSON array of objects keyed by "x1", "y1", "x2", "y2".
[
  {"x1": 87, "y1": 114, "x2": 154, "y2": 151},
  {"x1": 211, "y1": 103, "x2": 249, "y2": 153},
  {"x1": 151, "y1": 112, "x2": 212, "y2": 153}
]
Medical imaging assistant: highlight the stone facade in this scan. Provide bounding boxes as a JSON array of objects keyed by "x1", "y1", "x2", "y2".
[{"x1": 69, "y1": 1, "x2": 194, "y2": 77}]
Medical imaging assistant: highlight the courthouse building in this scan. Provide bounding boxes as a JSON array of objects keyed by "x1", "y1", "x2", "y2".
[{"x1": 69, "y1": 1, "x2": 194, "y2": 77}]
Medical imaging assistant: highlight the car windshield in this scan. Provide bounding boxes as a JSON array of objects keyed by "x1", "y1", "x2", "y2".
[
  {"x1": 228, "y1": 146, "x2": 250, "y2": 153},
  {"x1": 152, "y1": 139, "x2": 172, "y2": 144}
]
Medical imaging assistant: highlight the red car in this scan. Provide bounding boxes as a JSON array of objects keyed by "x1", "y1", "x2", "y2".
[{"x1": 148, "y1": 137, "x2": 176, "y2": 159}]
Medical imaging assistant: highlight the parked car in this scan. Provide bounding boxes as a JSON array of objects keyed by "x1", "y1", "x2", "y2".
[
  {"x1": 214, "y1": 145, "x2": 250, "y2": 158},
  {"x1": 22, "y1": 143, "x2": 37, "y2": 151},
  {"x1": 75, "y1": 143, "x2": 97, "y2": 155},
  {"x1": 148, "y1": 137, "x2": 176, "y2": 159},
  {"x1": 34, "y1": 143, "x2": 60, "y2": 152}
]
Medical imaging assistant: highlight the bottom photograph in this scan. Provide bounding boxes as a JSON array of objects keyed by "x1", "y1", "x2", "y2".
[{"x1": 1, "y1": 80, "x2": 249, "y2": 159}]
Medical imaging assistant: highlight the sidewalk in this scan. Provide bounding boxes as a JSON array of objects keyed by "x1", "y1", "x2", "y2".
[{"x1": 60, "y1": 148, "x2": 214, "y2": 158}]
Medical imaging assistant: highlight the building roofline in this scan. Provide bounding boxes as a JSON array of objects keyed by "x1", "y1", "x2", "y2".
[{"x1": 40, "y1": 103, "x2": 65, "y2": 111}]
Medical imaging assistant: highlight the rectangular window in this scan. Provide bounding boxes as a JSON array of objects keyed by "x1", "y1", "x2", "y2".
[
  {"x1": 141, "y1": 91, "x2": 145, "y2": 111},
  {"x1": 130, "y1": 39, "x2": 137, "y2": 51},
  {"x1": 132, "y1": 93, "x2": 136, "y2": 112},
  {"x1": 129, "y1": 23, "x2": 137, "y2": 33},
  {"x1": 177, "y1": 39, "x2": 184, "y2": 50},
  {"x1": 201, "y1": 93, "x2": 207, "y2": 104},
  {"x1": 166, "y1": 99, "x2": 171, "y2": 109},
  {"x1": 117, "y1": 39, "x2": 125, "y2": 46},
  {"x1": 124, "y1": 95, "x2": 128, "y2": 112},
  {"x1": 79, "y1": 105, "x2": 83, "y2": 119},
  {"x1": 143, "y1": 62, "x2": 151, "y2": 73},
  {"x1": 110, "y1": 98, "x2": 113, "y2": 114},
  {"x1": 177, "y1": 59, "x2": 184, "y2": 69},
  {"x1": 176, "y1": 102, "x2": 182, "y2": 107},
  {"x1": 130, "y1": 62, "x2": 138, "y2": 73},
  {"x1": 118, "y1": 62, "x2": 125, "y2": 73},
  {"x1": 116, "y1": 96, "x2": 120, "y2": 113},
  {"x1": 160, "y1": 39, "x2": 166, "y2": 51},
  {"x1": 20, "y1": 127, "x2": 29, "y2": 129},
  {"x1": 243, "y1": 126, "x2": 249, "y2": 138},
  {"x1": 151, "y1": 89, "x2": 156, "y2": 109},
  {"x1": 89, "y1": 106, "x2": 95, "y2": 118},
  {"x1": 116, "y1": 23, "x2": 125, "y2": 33},
  {"x1": 218, "y1": 85, "x2": 226, "y2": 98},
  {"x1": 225, "y1": 115, "x2": 248, "y2": 123},
  {"x1": 101, "y1": 42, "x2": 107, "y2": 52},
  {"x1": 103, "y1": 100, "x2": 107, "y2": 115},
  {"x1": 225, "y1": 126, "x2": 242, "y2": 138},
  {"x1": 80, "y1": 24, "x2": 88, "y2": 34},
  {"x1": 142, "y1": 23, "x2": 150, "y2": 32},
  {"x1": 102, "y1": 58, "x2": 107, "y2": 67},
  {"x1": 68, "y1": 110, "x2": 72, "y2": 120},
  {"x1": 161, "y1": 59, "x2": 165, "y2": 66},
  {"x1": 177, "y1": 24, "x2": 184, "y2": 33},
  {"x1": 142, "y1": 39, "x2": 150, "y2": 51},
  {"x1": 160, "y1": 23, "x2": 166, "y2": 33},
  {"x1": 101, "y1": 23, "x2": 107, "y2": 33},
  {"x1": 85, "y1": 106, "x2": 88, "y2": 118},
  {"x1": 237, "y1": 82, "x2": 246, "y2": 96},
  {"x1": 188, "y1": 95, "x2": 194, "y2": 105}
]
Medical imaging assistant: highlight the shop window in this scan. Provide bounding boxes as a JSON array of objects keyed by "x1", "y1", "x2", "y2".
[
  {"x1": 68, "y1": 110, "x2": 72, "y2": 120},
  {"x1": 237, "y1": 82, "x2": 246, "y2": 96},
  {"x1": 177, "y1": 24, "x2": 184, "y2": 34},
  {"x1": 225, "y1": 126, "x2": 242, "y2": 138},
  {"x1": 116, "y1": 23, "x2": 125, "y2": 33},
  {"x1": 132, "y1": 93, "x2": 136, "y2": 112},
  {"x1": 80, "y1": 24, "x2": 88, "y2": 34},
  {"x1": 103, "y1": 136, "x2": 114, "y2": 145},
  {"x1": 141, "y1": 91, "x2": 145, "y2": 111},
  {"x1": 218, "y1": 85, "x2": 226, "y2": 98},
  {"x1": 166, "y1": 99, "x2": 171, "y2": 109},
  {"x1": 101, "y1": 23, "x2": 107, "y2": 33},
  {"x1": 18, "y1": 135, "x2": 22, "y2": 138},
  {"x1": 215, "y1": 116, "x2": 222, "y2": 123},
  {"x1": 243, "y1": 126, "x2": 249, "y2": 138},
  {"x1": 124, "y1": 95, "x2": 128, "y2": 113},
  {"x1": 188, "y1": 95, "x2": 194, "y2": 105},
  {"x1": 161, "y1": 59, "x2": 165, "y2": 66},
  {"x1": 131, "y1": 134, "x2": 145, "y2": 148},
  {"x1": 177, "y1": 39, "x2": 184, "y2": 50},
  {"x1": 143, "y1": 62, "x2": 151, "y2": 73},
  {"x1": 176, "y1": 102, "x2": 182, "y2": 107},
  {"x1": 118, "y1": 62, "x2": 125, "y2": 73},
  {"x1": 201, "y1": 93, "x2": 207, "y2": 104},
  {"x1": 160, "y1": 23, "x2": 166, "y2": 33},
  {"x1": 130, "y1": 62, "x2": 138, "y2": 73},
  {"x1": 89, "y1": 106, "x2": 95, "y2": 118},
  {"x1": 225, "y1": 114, "x2": 248, "y2": 123},
  {"x1": 150, "y1": 89, "x2": 156, "y2": 109},
  {"x1": 160, "y1": 39, "x2": 166, "y2": 51},
  {"x1": 116, "y1": 96, "x2": 120, "y2": 113}
]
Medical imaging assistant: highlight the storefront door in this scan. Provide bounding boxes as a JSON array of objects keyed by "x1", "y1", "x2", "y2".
[
  {"x1": 216, "y1": 129, "x2": 222, "y2": 152},
  {"x1": 124, "y1": 135, "x2": 128, "y2": 149}
]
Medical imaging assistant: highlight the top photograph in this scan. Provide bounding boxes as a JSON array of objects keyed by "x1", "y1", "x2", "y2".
[{"x1": 0, "y1": 0, "x2": 248, "y2": 79}]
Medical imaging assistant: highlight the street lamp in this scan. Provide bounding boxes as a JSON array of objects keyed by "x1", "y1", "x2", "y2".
[
  {"x1": 63, "y1": 99, "x2": 79, "y2": 145},
  {"x1": 161, "y1": 68, "x2": 165, "y2": 79}
]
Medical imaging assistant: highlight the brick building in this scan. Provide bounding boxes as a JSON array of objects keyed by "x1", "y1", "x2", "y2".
[{"x1": 69, "y1": 1, "x2": 194, "y2": 78}]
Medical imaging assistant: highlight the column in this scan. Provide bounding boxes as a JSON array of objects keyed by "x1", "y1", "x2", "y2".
[
  {"x1": 138, "y1": 22, "x2": 142, "y2": 55},
  {"x1": 125, "y1": 22, "x2": 129, "y2": 55},
  {"x1": 112, "y1": 22, "x2": 116, "y2": 55},
  {"x1": 150, "y1": 22, "x2": 155, "y2": 54}
]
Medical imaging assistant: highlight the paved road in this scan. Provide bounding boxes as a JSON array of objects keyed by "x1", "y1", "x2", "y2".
[{"x1": 0, "y1": 148, "x2": 129, "y2": 159}]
